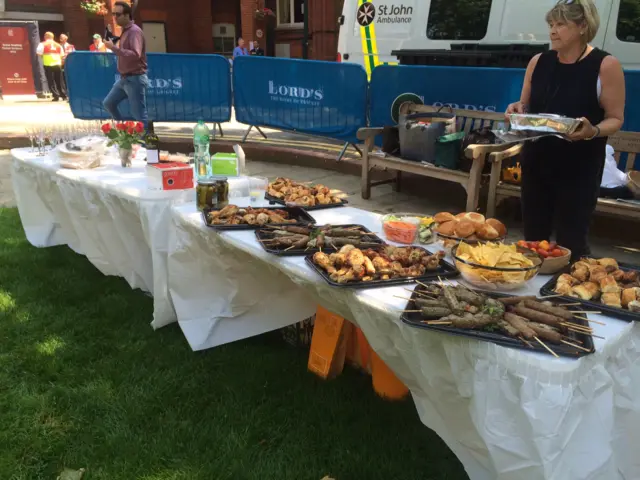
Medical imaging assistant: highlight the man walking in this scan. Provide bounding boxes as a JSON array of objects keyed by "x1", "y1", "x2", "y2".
[
  {"x1": 59, "y1": 34, "x2": 75, "y2": 97},
  {"x1": 103, "y1": 1, "x2": 148, "y2": 125},
  {"x1": 36, "y1": 32, "x2": 66, "y2": 101}
]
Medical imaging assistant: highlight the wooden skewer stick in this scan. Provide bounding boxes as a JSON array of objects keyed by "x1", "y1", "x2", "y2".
[
  {"x1": 405, "y1": 288, "x2": 438, "y2": 299},
  {"x1": 519, "y1": 337, "x2": 534, "y2": 349},
  {"x1": 561, "y1": 335, "x2": 583, "y2": 344},
  {"x1": 561, "y1": 340, "x2": 592, "y2": 353},
  {"x1": 559, "y1": 302, "x2": 582, "y2": 306},
  {"x1": 403, "y1": 310, "x2": 422, "y2": 313},
  {"x1": 574, "y1": 315, "x2": 606, "y2": 326},
  {"x1": 422, "y1": 321, "x2": 452, "y2": 325},
  {"x1": 535, "y1": 336, "x2": 559, "y2": 358},
  {"x1": 560, "y1": 322, "x2": 593, "y2": 331},
  {"x1": 539, "y1": 294, "x2": 563, "y2": 299},
  {"x1": 573, "y1": 310, "x2": 602, "y2": 314},
  {"x1": 394, "y1": 295, "x2": 413, "y2": 301}
]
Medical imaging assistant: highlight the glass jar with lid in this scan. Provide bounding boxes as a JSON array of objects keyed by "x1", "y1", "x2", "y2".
[{"x1": 196, "y1": 176, "x2": 229, "y2": 212}]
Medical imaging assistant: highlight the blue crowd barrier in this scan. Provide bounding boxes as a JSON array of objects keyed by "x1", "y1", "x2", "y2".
[
  {"x1": 65, "y1": 52, "x2": 232, "y2": 122},
  {"x1": 368, "y1": 65, "x2": 525, "y2": 128},
  {"x1": 232, "y1": 56, "x2": 368, "y2": 144}
]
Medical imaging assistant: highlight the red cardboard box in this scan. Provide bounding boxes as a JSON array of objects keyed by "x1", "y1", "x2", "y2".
[{"x1": 147, "y1": 162, "x2": 194, "y2": 190}]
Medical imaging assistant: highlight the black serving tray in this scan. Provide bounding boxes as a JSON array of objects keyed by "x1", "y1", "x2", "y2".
[
  {"x1": 202, "y1": 206, "x2": 316, "y2": 231},
  {"x1": 540, "y1": 262, "x2": 640, "y2": 322},
  {"x1": 255, "y1": 224, "x2": 385, "y2": 256},
  {"x1": 402, "y1": 287, "x2": 595, "y2": 358},
  {"x1": 304, "y1": 246, "x2": 458, "y2": 289},
  {"x1": 265, "y1": 193, "x2": 348, "y2": 210}
]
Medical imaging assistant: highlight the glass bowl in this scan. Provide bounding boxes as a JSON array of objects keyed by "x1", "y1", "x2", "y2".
[{"x1": 451, "y1": 243, "x2": 543, "y2": 291}]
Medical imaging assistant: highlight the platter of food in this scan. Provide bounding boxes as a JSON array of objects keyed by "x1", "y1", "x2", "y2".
[
  {"x1": 380, "y1": 213, "x2": 435, "y2": 245},
  {"x1": 305, "y1": 244, "x2": 458, "y2": 288},
  {"x1": 401, "y1": 283, "x2": 596, "y2": 358},
  {"x1": 452, "y1": 242, "x2": 543, "y2": 290},
  {"x1": 540, "y1": 257, "x2": 640, "y2": 321},
  {"x1": 202, "y1": 204, "x2": 315, "y2": 230},
  {"x1": 433, "y1": 211, "x2": 507, "y2": 249},
  {"x1": 255, "y1": 224, "x2": 384, "y2": 256},
  {"x1": 266, "y1": 177, "x2": 348, "y2": 210}
]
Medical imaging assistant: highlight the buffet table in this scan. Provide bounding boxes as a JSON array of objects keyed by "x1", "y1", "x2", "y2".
[
  {"x1": 11, "y1": 148, "x2": 640, "y2": 480},
  {"x1": 167, "y1": 203, "x2": 640, "y2": 480},
  {"x1": 10, "y1": 148, "x2": 252, "y2": 329}
]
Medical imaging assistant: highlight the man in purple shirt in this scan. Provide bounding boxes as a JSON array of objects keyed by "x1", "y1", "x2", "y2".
[{"x1": 103, "y1": 1, "x2": 148, "y2": 126}]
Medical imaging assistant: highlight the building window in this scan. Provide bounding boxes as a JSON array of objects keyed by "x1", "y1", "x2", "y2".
[
  {"x1": 617, "y1": 0, "x2": 640, "y2": 43},
  {"x1": 278, "y1": 0, "x2": 304, "y2": 27},
  {"x1": 213, "y1": 23, "x2": 236, "y2": 57},
  {"x1": 426, "y1": 0, "x2": 492, "y2": 40}
]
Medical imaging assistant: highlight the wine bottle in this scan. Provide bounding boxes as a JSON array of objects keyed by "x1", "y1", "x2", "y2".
[{"x1": 145, "y1": 121, "x2": 160, "y2": 164}]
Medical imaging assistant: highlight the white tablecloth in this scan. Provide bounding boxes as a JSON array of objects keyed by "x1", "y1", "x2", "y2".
[
  {"x1": 167, "y1": 204, "x2": 640, "y2": 480},
  {"x1": 11, "y1": 147, "x2": 252, "y2": 329},
  {"x1": 12, "y1": 148, "x2": 640, "y2": 480}
]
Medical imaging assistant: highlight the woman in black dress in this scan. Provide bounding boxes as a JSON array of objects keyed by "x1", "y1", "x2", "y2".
[{"x1": 506, "y1": 0, "x2": 625, "y2": 260}]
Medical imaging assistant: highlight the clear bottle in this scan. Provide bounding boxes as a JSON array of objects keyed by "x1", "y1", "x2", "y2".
[
  {"x1": 193, "y1": 120, "x2": 210, "y2": 153},
  {"x1": 195, "y1": 150, "x2": 211, "y2": 179}
]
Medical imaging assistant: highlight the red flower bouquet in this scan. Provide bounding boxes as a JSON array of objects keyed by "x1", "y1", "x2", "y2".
[{"x1": 102, "y1": 121, "x2": 145, "y2": 150}]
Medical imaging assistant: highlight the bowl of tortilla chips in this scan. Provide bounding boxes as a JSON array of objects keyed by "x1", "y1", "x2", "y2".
[{"x1": 451, "y1": 242, "x2": 543, "y2": 290}]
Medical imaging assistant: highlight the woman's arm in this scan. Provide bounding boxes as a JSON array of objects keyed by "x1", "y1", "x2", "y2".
[
  {"x1": 596, "y1": 56, "x2": 625, "y2": 136},
  {"x1": 568, "y1": 55, "x2": 625, "y2": 141},
  {"x1": 505, "y1": 54, "x2": 540, "y2": 116}
]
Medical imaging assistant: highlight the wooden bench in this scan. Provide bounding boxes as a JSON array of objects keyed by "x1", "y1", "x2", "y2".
[
  {"x1": 487, "y1": 131, "x2": 640, "y2": 220},
  {"x1": 357, "y1": 105, "x2": 520, "y2": 213}
]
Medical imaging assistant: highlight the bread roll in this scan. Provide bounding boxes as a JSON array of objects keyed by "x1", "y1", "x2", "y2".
[
  {"x1": 611, "y1": 269, "x2": 625, "y2": 282},
  {"x1": 598, "y1": 258, "x2": 619, "y2": 270},
  {"x1": 476, "y1": 224, "x2": 500, "y2": 241},
  {"x1": 622, "y1": 270, "x2": 639, "y2": 283},
  {"x1": 572, "y1": 266, "x2": 590, "y2": 283},
  {"x1": 628, "y1": 300, "x2": 640, "y2": 312},
  {"x1": 437, "y1": 220, "x2": 457, "y2": 236},
  {"x1": 455, "y1": 213, "x2": 467, "y2": 220},
  {"x1": 454, "y1": 220, "x2": 476, "y2": 238},
  {"x1": 600, "y1": 275, "x2": 621, "y2": 294},
  {"x1": 601, "y1": 292, "x2": 622, "y2": 308},
  {"x1": 557, "y1": 273, "x2": 579, "y2": 287},
  {"x1": 555, "y1": 283, "x2": 574, "y2": 296},
  {"x1": 572, "y1": 282, "x2": 601, "y2": 301},
  {"x1": 434, "y1": 212, "x2": 456, "y2": 224},
  {"x1": 485, "y1": 218, "x2": 507, "y2": 238},
  {"x1": 588, "y1": 266, "x2": 608, "y2": 283},
  {"x1": 464, "y1": 212, "x2": 486, "y2": 225},
  {"x1": 621, "y1": 288, "x2": 639, "y2": 308}
]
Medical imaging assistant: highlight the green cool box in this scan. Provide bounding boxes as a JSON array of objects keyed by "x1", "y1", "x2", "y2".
[{"x1": 211, "y1": 153, "x2": 239, "y2": 177}]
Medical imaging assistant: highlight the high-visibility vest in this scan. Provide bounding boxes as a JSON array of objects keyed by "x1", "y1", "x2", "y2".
[{"x1": 42, "y1": 42, "x2": 63, "y2": 67}]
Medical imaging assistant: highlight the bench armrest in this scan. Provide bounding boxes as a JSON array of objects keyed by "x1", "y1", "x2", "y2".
[
  {"x1": 464, "y1": 142, "x2": 520, "y2": 160},
  {"x1": 489, "y1": 144, "x2": 522, "y2": 163},
  {"x1": 357, "y1": 127, "x2": 384, "y2": 142}
]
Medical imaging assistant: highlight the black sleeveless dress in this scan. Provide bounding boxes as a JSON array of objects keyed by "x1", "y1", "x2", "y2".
[{"x1": 521, "y1": 48, "x2": 609, "y2": 260}]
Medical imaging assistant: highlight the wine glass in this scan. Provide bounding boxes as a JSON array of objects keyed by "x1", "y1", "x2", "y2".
[{"x1": 25, "y1": 128, "x2": 35, "y2": 152}]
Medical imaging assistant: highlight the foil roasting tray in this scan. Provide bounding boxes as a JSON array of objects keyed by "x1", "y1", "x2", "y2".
[{"x1": 509, "y1": 113, "x2": 582, "y2": 135}]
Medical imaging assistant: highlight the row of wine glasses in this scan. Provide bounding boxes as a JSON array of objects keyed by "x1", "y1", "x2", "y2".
[{"x1": 25, "y1": 120, "x2": 106, "y2": 156}]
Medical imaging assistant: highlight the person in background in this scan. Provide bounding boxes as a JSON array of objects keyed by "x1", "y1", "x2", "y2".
[
  {"x1": 36, "y1": 32, "x2": 66, "y2": 102},
  {"x1": 59, "y1": 33, "x2": 75, "y2": 98},
  {"x1": 250, "y1": 40, "x2": 265, "y2": 56},
  {"x1": 90, "y1": 34, "x2": 109, "y2": 52},
  {"x1": 233, "y1": 37, "x2": 248, "y2": 58},
  {"x1": 102, "y1": 1, "x2": 148, "y2": 126},
  {"x1": 505, "y1": 0, "x2": 625, "y2": 260}
]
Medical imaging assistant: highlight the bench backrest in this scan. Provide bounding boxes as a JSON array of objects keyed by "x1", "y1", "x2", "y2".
[
  {"x1": 609, "y1": 131, "x2": 640, "y2": 172},
  {"x1": 402, "y1": 104, "x2": 507, "y2": 134}
]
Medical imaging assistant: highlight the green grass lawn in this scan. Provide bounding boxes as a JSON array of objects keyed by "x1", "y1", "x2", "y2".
[{"x1": 0, "y1": 207, "x2": 467, "y2": 480}]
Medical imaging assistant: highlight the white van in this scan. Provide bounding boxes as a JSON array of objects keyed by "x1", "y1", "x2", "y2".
[{"x1": 337, "y1": 0, "x2": 640, "y2": 76}]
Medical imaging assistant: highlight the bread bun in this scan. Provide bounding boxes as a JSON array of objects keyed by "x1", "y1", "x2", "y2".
[
  {"x1": 455, "y1": 213, "x2": 467, "y2": 220},
  {"x1": 485, "y1": 218, "x2": 507, "y2": 237},
  {"x1": 436, "y1": 220, "x2": 457, "y2": 236},
  {"x1": 477, "y1": 224, "x2": 500, "y2": 240},
  {"x1": 464, "y1": 212, "x2": 486, "y2": 225},
  {"x1": 454, "y1": 220, "x2": 476, "y2": 238},
  {"x1": 434, "y1": 212, "x2": 456, "y2": 224},
  {"x1": 622, "y1": 288, "x2": 639, "y2": 308}
]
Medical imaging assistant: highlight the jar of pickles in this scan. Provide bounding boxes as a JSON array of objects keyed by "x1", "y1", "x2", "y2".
[{"x1": 196, "y1": 177, "x2": 229, "y2": 211}]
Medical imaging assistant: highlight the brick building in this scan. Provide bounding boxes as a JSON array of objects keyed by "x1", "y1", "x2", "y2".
[{"x1": 0, "y1": 0, "x2": 343, "y2": 61}]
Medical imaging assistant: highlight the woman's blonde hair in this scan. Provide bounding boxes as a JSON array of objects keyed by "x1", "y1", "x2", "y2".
[{"x1": 546, "y1": 0, "x2": 600, "y2": 43}]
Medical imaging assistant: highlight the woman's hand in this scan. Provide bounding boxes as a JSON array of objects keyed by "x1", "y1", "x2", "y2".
[
  {"x1": 567, "y1": 117, "x2": 598, "y2": 141},
  {"x1": 505, "y1": 102, "x2": 526, "y2": 120}
]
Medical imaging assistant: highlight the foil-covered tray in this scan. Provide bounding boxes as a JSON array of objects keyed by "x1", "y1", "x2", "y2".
[{"x1": 509, "y1": 114, "x2": 582, "y2": 135}]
